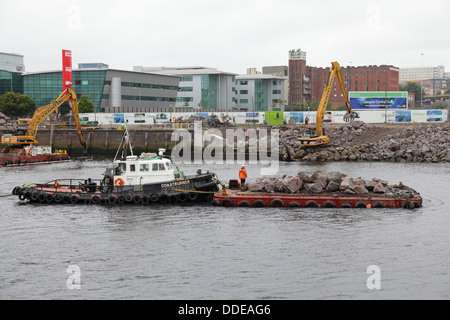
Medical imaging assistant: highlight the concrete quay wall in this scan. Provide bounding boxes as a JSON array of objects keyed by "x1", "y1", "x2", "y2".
[{"x1": 33, "y1": 129, "x2": 180, "y2": 154}]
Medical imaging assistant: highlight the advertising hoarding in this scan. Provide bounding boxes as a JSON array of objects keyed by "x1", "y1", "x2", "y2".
[{"x1": 349, "y1": 92, "x2": 408, "y2": 110}]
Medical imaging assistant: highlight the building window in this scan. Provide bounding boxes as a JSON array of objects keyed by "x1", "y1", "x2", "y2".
[
  {"x1": 178, "y1": 87, "x2": 193, "y2": 92},
  {"x1": 240, "y1": 81, "x2": 248, "y2": 85},
  {"x1": 239, "y1": 99, "x2": 248, "y2": 104},
  {"x1": 176, "y1": 97, "x2": 193, "y2": 102},
  {"x1": 240, "y1": 90, "x2": 248, "y2": 94}
]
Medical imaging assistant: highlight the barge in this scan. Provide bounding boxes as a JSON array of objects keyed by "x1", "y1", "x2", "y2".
[
  {"x1": 213, "y1": 188, "x2": 422, "y2": 210},
  {"x1": 1, "y1": 145, "x2": 69, "y2": 167}
]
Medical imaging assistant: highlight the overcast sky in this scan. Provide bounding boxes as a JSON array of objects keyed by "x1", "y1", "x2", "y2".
[{"x1": 1, "y1": 0, "x2": 449, "y2": 74}]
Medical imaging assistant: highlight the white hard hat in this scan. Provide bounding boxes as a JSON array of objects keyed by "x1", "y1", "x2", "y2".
[{"x1": 241, "y1": 165, "x2": 245, "y2": 167}]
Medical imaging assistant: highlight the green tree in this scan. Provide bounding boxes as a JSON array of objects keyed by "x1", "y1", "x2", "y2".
[
  {"x1": 0, "y1": 92, "x2": 36, "y2": 117},
  {"x1": 78, "y1": 95, "x2": 95, "y2": 113},
  {"x1": 400, "y1": 81, "x2": 425, "y2": 102},
  {"x1": 59, "y1": 101, "x2": 72, "y2": 116},
  {"x1": 271, "y1": 100, "x2": 277, "y2": 109}
]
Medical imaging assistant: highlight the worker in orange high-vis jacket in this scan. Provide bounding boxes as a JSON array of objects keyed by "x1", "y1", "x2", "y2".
[{"x1": 239, "y1": 165, "x2": 247, "y2": 186}]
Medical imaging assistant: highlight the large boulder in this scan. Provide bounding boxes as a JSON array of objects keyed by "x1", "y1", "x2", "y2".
[
  {"x1": 297, "y1": 170, "x2": 313, "y2": 183},
  {"x1": 352, "y1": 177, "x2": 365, "y2": 186},
  {"x1": 249, "y1": 182, "x2": 265, "y2": 192},
  {"x1": 373, "y1": 181, "x2": 386, "y2": 193},
  {"x1": 281, "y1": 176, "x2": 302, "y2": 194},
  {"x1": 364, "y1": 179, "x2": 377, "y2": 191},
  {"x1": 325, "y1": 181, "x2": 340, "y2": 192},
  {"x1": 326, "y1": 171, "x2": 344, "y2": 184},
  {"x1": 303, "y1": 183, "x2": 323, "y2": 194},
  {"x1": 339, "y1": 177, "x2": 355, "y2": 192},
  {"x1": 311, "y1": 171, "x2": 328, "y2": 188},
  {"x1": 353, "y1": 185, "x2": 369, "y2": 195}
]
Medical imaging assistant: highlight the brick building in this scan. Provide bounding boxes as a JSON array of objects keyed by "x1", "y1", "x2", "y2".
[
  {"x1": 308, "y1": 65, "x2": 399, "y2": 107},
  {"x1": 288, "y1": 49, "x2": 309, "y2": 105},
  {"x1": 288, "y1": 49, "x2": 400, "y2": 108}
]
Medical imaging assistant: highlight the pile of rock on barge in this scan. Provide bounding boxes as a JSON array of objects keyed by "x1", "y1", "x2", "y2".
[{"x1": 213, "y1": 170, "x2": 422, "y2": 210}]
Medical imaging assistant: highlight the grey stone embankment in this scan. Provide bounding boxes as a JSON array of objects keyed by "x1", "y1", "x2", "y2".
[
  {"x1": 280, "y1": 122, "x2": 450, "y2": 163},
  {"x1": 0, "y1": 112, "x2": 13, "y2": 127},
  {"x1": 248, "y1": 170, "x2": 420, "y2": 199}
]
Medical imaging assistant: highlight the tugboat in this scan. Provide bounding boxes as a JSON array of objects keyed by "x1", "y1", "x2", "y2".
[{"x1": 12, "y1": 125, "x2": 220, "y2": 205}]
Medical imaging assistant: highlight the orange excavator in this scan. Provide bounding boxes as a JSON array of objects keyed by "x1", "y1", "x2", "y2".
[
  {"x1": 298, "y1": 61, "x2": 354, "y2": 147},
  {"x1": 1, "y1": 88, "x2": 87, "y2": 154}
]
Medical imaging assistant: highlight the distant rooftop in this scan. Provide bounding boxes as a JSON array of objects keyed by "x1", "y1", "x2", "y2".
[
  {"x1": 134, "y1": 66, "x2": 238, "y2": 76},
  {"x1": 236, "y1": 74, "x2": 285, "y2": 80},
  {"x1": 78, "y1": 63, "x2": 109, "y2": 69}
]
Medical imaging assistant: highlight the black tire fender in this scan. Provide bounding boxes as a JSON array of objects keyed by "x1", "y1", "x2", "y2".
[
  {"x1": 322, "y1": 200, "x2": 337, "y2": 208},
  {"x1": 39, "y1": 193, "x2": 47, "y2": 203},
  {"x1": 188, "y1": 193, "x2": 198, "y2": 201},
  {"x1": 132, "y1": 195, "x2": 142, "y2": 204},
  {"x1": 62, "y1": 195, "x2": 71, "y2": 204},
  {"x1": 91, "y1": 195, "x2": 101, "y2": 204},
  {"x1": 221, "y1": 199, "x2": 234, "y2": 207},
  {"x1": 12, "y1": 186, "x2": 21, "y2": 195},
  {"x1": 108, "y1": 196, "x2": 117, "y2": 205},
  {"x1": 288, "y1": 201, "x2": 301, "y2": 208},
  {"x1": 70, "y1": 195, "x2": 79, "y2": 204},
  {"x1": 149, "y1": 194, "x2": 160, "y2": 203},
  {"x1": 355, "y1": 200, "x2": 367, "y2": 208},
  {"x1": 237, "y1": 200, "x2": 251, "y2": 207},
  {"x1": 141, "y1": 195, "x2": 150, "y2": 204},
  {"x1": 340, "y1": 201, "x2": 352, "y2": 208},
  {"x1": 18, "y1": 191, "x2": 27, "y2": 201},
  {"x1": 401, "y1": 200, "x2": 415, "y2": 210},
  {"x1": 45, "y1": 194, "x2": 54, "y2": 203},
  {"x1": 372, "y1": 201, "x2": 386, "y2": 208},
  {"x1": 252, "y1": 200, "x2": 267, "y2": 207},
  {"x1": 159, "y1": 194, "x2": 170, "y2": 203},
  {"x1": 30, "y1": 191, "x2": 39, "y2": 201},
  {"x1": 305, "y1": 200, "x2": 319, "y2": 208},
  {"x1": 270, "y1": 199, "x2": 285, "y2": 207},
  {"x1": 54, "y1": 194, "x2": 63, "y2": 203}
]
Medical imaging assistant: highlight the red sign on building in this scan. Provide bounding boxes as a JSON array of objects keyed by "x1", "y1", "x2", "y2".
[{"x1": 62, "y1": 50, "x2": 73, "y2": 91}]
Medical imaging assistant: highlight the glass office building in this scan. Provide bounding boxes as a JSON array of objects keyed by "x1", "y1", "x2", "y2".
[
  {"x1": 23, "y1": 70, "x2": 106, "y2": 111},
  {"x1": 235, "y1": 74, "x2": 286, "y2": 111},
  {"x1": 22, "y1": 69, "x2": 179, "y2": 112},
  {"x1": 0, "y1": 70, "x2": 24, "y2": 95},
  {"x1": 135, "y1": 66, "x2": 237, "y2": 110}
]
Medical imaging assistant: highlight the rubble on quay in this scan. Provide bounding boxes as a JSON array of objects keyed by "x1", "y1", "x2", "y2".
[{"x1": 279, "y1": 122, "x2": 450, "y2": 163}]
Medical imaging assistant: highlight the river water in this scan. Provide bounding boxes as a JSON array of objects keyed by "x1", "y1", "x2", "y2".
[{"x1": 0, "y1": 159, "x2": 449, "y2": 300}]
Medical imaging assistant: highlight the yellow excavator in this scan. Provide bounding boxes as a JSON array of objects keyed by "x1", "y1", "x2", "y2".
[
  {"x1": 298, "y1": 61, "x2": 354, "y2": 147},
  {"x1": 1, "y1": 88, "x2": 87, "y2": 154}
]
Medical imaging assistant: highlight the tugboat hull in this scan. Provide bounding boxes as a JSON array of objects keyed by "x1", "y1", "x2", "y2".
[{"x1": 13, "y1": 173, "x2": 219, "y2": 205}]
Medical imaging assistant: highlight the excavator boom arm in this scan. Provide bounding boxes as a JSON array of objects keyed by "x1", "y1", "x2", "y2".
[
  {"x1": 2, "y1": 88, "x2": 86, "y2": 151},
  {"x1": 315, "y1": 61, "x2": 352, "y2": 136}
]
